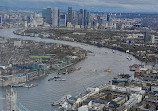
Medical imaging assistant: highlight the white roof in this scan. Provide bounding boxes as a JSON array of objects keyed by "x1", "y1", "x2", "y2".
[{"x1": 78, "y1": 105, "x2": 89, "y2": 111}]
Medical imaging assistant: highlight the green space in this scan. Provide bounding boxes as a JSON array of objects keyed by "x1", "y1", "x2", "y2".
[{"x1": 29, "y1": 56, "x2": 51, "y2": 59}]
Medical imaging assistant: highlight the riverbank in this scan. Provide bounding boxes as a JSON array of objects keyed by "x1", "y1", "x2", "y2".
[
  {"x1": 0, "y1": 37, "x2": 87, "y2": 86},
  {"x1": 0, "y1": 28, "x2": 141, "y2": 111},
  {"x1": 14, "y1": 28, "x2": 158, "y2": 63}
]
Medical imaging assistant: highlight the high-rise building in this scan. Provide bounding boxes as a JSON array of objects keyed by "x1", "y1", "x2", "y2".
[
  {"x1": 144, "y1": 31, "x2": 151, "y2": 43},
  {"x1": 0, "y1": 15, "x2": 2, "y2": 24},
  {"x1": 52, "y1": 8, "x2": 59, "y2": 27},
  {"x1": 59, "y1": 14, "x2": 66, "y2": 27},
  {"x1": 67, "y1": 7, "x2": 72, "y2": 23},
  {"x1": 78, "y1": 9, "x2": 83, "y2": 25},
  {"x1": 97, "y1": 16, "x2": 102, "y2": 25},
  {"x1": 107, "y1": 14, "x2": 111, "y2": 22},
  {"x1": 46, "y1": 8, "x2": 52, "y2": 25},
  {"x1": 27, "y1": 16, "x2": 31, "y2": 23},
  {"x1": 80, "y1": 9, "x2": 83, "y2": 14},
  {"x1": 42, "y1": 8, "x2": 47, "y2": 19},
  {"x1": 72, "y1": 11, "x2": 78, "y2": 25},
  {"x1": 84, "y1": 9, "x2": 89, "y2": 27}
]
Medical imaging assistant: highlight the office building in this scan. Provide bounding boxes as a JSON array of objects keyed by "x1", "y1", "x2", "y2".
[
  {"x1": 46, "y1": 8, "x2": 52, "y2": 25},
  {"x1": 0, "y1": 15, "x2": 2, "y2": 24},
  {"x1": 52, "y1": 8, "x2": 59, "y2": 27},
  {"x1": 42, "y1": 8, "x2": 47, "y2": 19},
  {"x1": 83, "y1": 9, "x2": 89, "y2": 27},
  {"x1": 144, "y1": 31, "x2": 151, "y2": 43},
  {"x1": 72, "y1": 11, "x2": 78, "y2": 25},
  {"x1": 107, "y1": 14, "x2": 111, "y2": 22},
  {"x1": 78, "y1": 9, "x2": 83, "y2": 25},
  {"x1": 67, "y1": 7, "x2": 72, "y2": 23},
  {"x1": 27, "y1": 16, "x2": 31, "y2": 23},
  {"x1": 59, "y1": 14, "x2": 66, "y2": 27}
]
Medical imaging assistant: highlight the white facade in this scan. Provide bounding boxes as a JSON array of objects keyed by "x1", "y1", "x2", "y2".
[
  {"x1": 110, "y1": 85, "x2": 142, "y2": 92},
  {"x1": 24, "y1": 21, "x2": 28, "y2": 27}
]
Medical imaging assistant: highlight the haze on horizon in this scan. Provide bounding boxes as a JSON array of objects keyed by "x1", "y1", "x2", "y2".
[{"x1": 0, "y1": 0, "x2": 158, "y2": 13}]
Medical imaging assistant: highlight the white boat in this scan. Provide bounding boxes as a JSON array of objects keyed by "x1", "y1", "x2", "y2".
[
  {"x1": 12, "y1": 83, "x2": 25, "y2": 87},
  {"x1": 112, "y1": 50, "x2": 116, "y2": 53},
  {"x1": 54, "y1": 79, "x2": 66, "y2": 81},
  {"x1": 23, "y1": 84, "x2": 36, "y2": 88}
]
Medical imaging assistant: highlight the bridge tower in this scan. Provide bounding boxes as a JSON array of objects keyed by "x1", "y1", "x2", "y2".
[{"x1": 6, "y1": 86, "x2": 17, "y2": 111}]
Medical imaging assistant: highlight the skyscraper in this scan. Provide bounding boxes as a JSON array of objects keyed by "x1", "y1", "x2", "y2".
[
  {"x1": 46, "y1": 8, "x2": 52, "y2": 25},
  {"x1": 97, "y1": 16, "x2": 102, "y2": 25},
  {"x1": 67, "y1": 7, "x2": 72, "y2": 23},
  {"x1": 107, "y1": 14, "x2": 111, "y2": 22},
  {"x1": 72, "y1": 11, "x2": 78, "y2": 25},
  {"x1": 42, "y1": 8, "x2": 47, "y2": 21},
  {"x1": 78, "y1": 9, "x2": 83, "y2": 25},
  {"x1": 0, "y1": 15, "x2": 2, "y2": 24},
  {"x1": 59, "y1": 14, "x2": 66, "y2": 27},
  {"x1": 84, "y1": 9, "x2": 89, "y2": 27},
  {"x1": 27, "y1": 16, "x2": 31, "y2": 23},
  {"x1": 52, "y1": 8, "x2": 59, "y2": 27}
]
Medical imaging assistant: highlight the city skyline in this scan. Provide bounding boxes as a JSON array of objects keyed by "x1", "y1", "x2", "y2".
[
  {"x1": 0, "y1": 0, "x2": 158, "y2": 111},
  {"x1": 1, "y1": 0, "x2": 158, "y2": 13}
]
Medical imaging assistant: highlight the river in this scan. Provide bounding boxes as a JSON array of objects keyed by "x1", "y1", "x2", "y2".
[{"x1": 0, "y1": 28, "x2": 141, "y2": 111}]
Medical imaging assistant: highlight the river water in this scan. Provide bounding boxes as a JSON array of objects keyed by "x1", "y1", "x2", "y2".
[{"x1": 0, "y1": 28, "x2": 141, "y2": 111}]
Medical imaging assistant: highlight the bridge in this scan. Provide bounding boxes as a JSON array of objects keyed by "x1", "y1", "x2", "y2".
[{"x1": 5, "y1": 87, "x2": 31, "y2": 111}]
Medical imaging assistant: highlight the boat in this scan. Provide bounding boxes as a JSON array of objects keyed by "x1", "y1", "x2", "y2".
[
  {"x1": 117, "y1": 53, "x2": 122, "y2": 56},
  {"x1": 118, "y1": 73, "x2": 130, "y2": 79},
  {"x1": 23, "y1": 83, "x2": 35, "y2": 88},
  {"x1": 76, "y1": 67, "x2": 81, "y2": 70},
  {"x1": 57, "y1": 72, "x2": 62, "y2": 75},
  {"x1": 48, "y1": 78, "x2": 54, "y2": 81},
  {"x1": 105, "y1": 69, "x2": 112, "y2": 72},
  {"x1": 112, "y1": 50, "x2": 116, "y2": 53},
  {"x1": 12, "y1": 83, "x2": 25, "y2": 87},
  {"x1": 84, "y1": 44, "x2": 89, "y2": 46},
  {"x1": 52, "y1": 102, "x2": 62, "y2": 106},
  {"x1": 62, "y1": 72, "x2": 68, "y2": 75},
  {"x1": 48, "y1": 76, "x2": 61, "y2": 81},
  {"x1": 54, "y1": 79, "x2": 66, "y2": 81},
  {"x1": 54, "y1": 76, "x2": 61, "y2": 79}
]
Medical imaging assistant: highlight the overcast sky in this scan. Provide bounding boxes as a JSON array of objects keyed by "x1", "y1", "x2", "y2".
[{"x1": 1, "y1": 0, "x2": 158, "y2": 12}]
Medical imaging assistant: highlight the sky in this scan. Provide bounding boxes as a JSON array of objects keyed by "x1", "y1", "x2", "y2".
[{"x1": 0, "y1": 0, "x2": 158, "y2": 13}]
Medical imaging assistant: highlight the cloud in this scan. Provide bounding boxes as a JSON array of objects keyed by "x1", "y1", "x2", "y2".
[
  {"x1": 2, "y1": 0, "x2": 158, "y2": 12},
  {"x1": 20, "y1": 0, "x2": 158, "y2": 7}
]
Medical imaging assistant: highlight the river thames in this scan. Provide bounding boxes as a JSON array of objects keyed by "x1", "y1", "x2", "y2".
[{"x1": 0, "y1": 28, "x2": 141, "y2": 111}]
